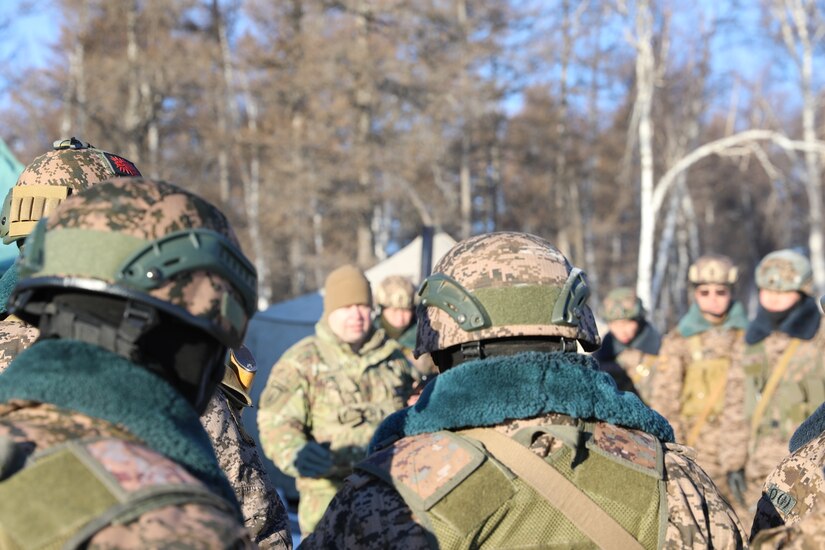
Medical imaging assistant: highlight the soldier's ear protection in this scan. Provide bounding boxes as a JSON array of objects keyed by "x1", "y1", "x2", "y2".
[{"x1": 220, "y1": 345, "x2": 257, "y2": 408}]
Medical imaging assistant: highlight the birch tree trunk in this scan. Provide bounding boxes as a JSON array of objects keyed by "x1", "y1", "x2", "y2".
[
  {"x1": 633, "y1": 0, "x2": 656, "y2": 309},
  {"x1": 125, "y1": 1, "x2": 141, "y2": 161}
]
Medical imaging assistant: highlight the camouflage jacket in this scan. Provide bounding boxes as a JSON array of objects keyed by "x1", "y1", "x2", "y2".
[
  {"x1": 751, "y1": 431, "x2": 825, "y2": 540},
  {"x1": 202, "y1": 390, "x2": 292, "y2": 548},
  {"x1": 594, "y1": 321, "x2": 661, "y2": 402},
  {"x1": 303, "y1": 351, "x2": 745, "y2": 549},
  {"x1": 0, "y1": 400, "x2": 253, "y2": 549},
  {"x1": 719, "y1": 317, "x2": 825, "y2": 484},
  {"x1": 258, "y1": 321, "x2": 414, "y2": 482},
  {"x1": 648, "y1": 303, "x2": 747, "y2": 443},
  {"x1": 0, "y1": 315, "x2": 38, "y2": 373}
]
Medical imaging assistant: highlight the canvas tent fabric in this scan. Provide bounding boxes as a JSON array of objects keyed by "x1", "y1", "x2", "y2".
[
  {"x1": 242, "y1": 232, "x2": 456, "y2": 494},
  {"x1": 0, "y1": 139, "x2": 24, "y2": 264}
]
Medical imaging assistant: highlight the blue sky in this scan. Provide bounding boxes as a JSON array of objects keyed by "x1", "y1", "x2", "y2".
[{"x1": 1, "y1": 1, "x2": 56, "y2": 71}]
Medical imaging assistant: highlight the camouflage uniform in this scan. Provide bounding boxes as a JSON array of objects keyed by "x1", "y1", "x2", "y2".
[
  {"x1": 258, "y1": 319, "x2": 414, "y2": 534},
  {"x1": 305, "y1": 411, "x2": 745, "y2": 549},
  {"x1": 201, "y1": 389, "x2": 292, "y2": 548},
  {"x1": 720, "y1": 250, "x2": 825, "y2": 522},
  {"x1": 0, "y1": 400, "x2": 253, "y2": 549},
  {"x1": 751, "y1": 431, "x2": 825, "y2": 538},
  {"x1": 647, "y1": 255, "x2": 746, "y2": 505},
  {"x1": 595, "y1": 287, "x2": 661, "y2": 401},
  {"x1": 0, "y1": 178, "x2": 260, "y2": 547},
  {"x1": 0, "y1": 313, "x2": 37, "y2": 372},
  {"x1": 306, "y1": 232, "x2": 745, "y2": 549}
]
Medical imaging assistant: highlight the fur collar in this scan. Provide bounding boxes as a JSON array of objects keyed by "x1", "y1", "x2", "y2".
[
  {"x1": 746, "y1": 296, "x2": 821, "y2": 345},
  {"x1": 0, "y1": 339, "x2": 240, "y2": 515},
  {"x1": 677, "y1": 301, "x2": 748, "y2": 338},
  {"x1": 370, "y1": 351, "x2": 674, "y2": 452}
]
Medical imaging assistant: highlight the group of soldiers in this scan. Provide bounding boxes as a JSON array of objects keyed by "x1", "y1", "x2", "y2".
[
  {"x1": 0, "y1": 136, "x2": 822, "y2": 550},
  {"x1": 595, "y1": 251, "x2": 825, "y2": 544}
]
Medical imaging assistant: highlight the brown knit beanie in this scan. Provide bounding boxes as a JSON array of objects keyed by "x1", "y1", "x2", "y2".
[{"x1": 323, "y1": 264, "x2": 372, "y2": 318}]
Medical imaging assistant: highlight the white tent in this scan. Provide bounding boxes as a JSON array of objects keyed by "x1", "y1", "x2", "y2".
[{"x1": 242, "y1": 232, "x2": 456, "y2": 489}]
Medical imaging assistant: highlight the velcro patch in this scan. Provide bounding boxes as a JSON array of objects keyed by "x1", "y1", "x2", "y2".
[
  {"x1": 590, "y1": 422, "x2": 659, "y2": 472},
  {"x1": 356, "y1": 431, "x2": 484, "y2": 510},
  {"x1": 103, "y1": 153, "x2": 141, "y2": 177},
  {"x1": 766, "y1": 483, "x2": 797, "y2": 514}
]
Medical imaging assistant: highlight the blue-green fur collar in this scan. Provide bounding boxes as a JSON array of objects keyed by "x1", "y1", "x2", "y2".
[
  {"x1": 0, "y1": 339, "x2": 240, "y2": 516},
  {"x1": 370, "y1": 351, "x2": 674, "y2": 452},
  {"x1": 678, "y1": 301, "x2": 748, "y2": 338},
  {"x1": 0, "y1": 262, "x2": 18, "y2": 315}
]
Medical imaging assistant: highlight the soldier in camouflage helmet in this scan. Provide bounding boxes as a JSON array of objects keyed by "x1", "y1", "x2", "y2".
[
  {"x1": 720, "y1": 249, "x2": 825, "y2": 526},
  {"x1": 304, "y1": 232, "x2": 745, "y2": 549},
  {"x1": 594, "y1": 286, "x2": 662, "y2": 401},
  {"x1": 647, "y1": 254, "x2": 748, "y2": 511},
  {"x1": 0, "y1": 178, "x2": 261, "y2": 547},
  {"x1": 0, "y1": 141, "x2": 290, "y2": 547},
  {"x1": 374, "y1": 274, "x2": 437, "y2": 395},
  {"x1": 258, "y1": 264, "x2": 415, "y2": 537},
  {"x1": 0, "y1": 138, "x2": 142, "y2": 371}
]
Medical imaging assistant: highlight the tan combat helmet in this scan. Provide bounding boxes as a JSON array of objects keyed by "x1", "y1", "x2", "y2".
[
  {"x1": 755, "y1": 249, "x2": 813, "y2": 295},
  {"x1": 375, "y1": 275, "x2": 416, "y2": 310},
  {"x1": 10, "y1": 178, "x2": 257, "y2": 350},
  {"x1": 601, "y1": 287, "x2": 644, "y2": 322},
  {"x1": 688, "y1": 254, "x2": 738, "y2": 286},
  {"x1": 1, "y1": 137, "x2": 141, "y2": 246},
  {"x1": 415, "y1": 232, "x2": 600, "y2": 358}
]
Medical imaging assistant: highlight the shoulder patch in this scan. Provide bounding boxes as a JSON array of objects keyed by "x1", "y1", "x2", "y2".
[
  {"x1": 766, "y1": 483, "x2": 798, "y2": 515},
  {"x1": 589, "y1": 422, "x2": 661, "y2": 473},
  {"x1": 356, "y1": 431, "x2": 484, "y2": 510},
  {"x1": 82, "y1": 438, "x2": 201, "y2": 494}
]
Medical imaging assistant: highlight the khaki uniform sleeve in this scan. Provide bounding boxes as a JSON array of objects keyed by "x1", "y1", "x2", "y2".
[
  {"x1": 751, "y1": 433, "x2": 825, "y2": 541},
  {"x1": 301, "y1": 473, "x2": 431, "y2": 549},
  {"x1": 719, "y1": 338, "x2": 749, "y2": 474},
  {"x1": 648, "y1": 333, "x2": 687, "y2": 441},
  {"x1": 87, "y1": 502, "x2": 255, "y2": 549},
  {"x1": 201, "y1": 391, "x2": 292, "y2": 549},
  {"x1": 662, "y1": 442, "x2": 747, "y2": 548},
  {"x1": 258, "y1": 348, "x2": 313, "y2": 479}
]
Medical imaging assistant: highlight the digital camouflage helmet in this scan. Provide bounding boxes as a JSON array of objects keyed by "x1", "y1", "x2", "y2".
[
  {"x1": 9, "y1": 178, "x2": 257, "y2": 350},
  {"x1": 375, "y1": 275, "x2": 416, "y2": 310},
  {"x1": 688, "y1": 254, "x2": 738, "y2": 286},
  {"x1": 415, "y1": 232, "x2": 600, "y2": 358},
  {"x1": 755, "y1": 249, "x2": 813, "y2": 295},
  {"x1": 1, "y1": 137, "x2": 141, "y2": 246},
  {"x1": 601, "y1": 287, "x2": 644, "y2": 322}
]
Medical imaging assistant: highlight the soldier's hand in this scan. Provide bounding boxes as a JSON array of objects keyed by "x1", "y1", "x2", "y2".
[
  {"x1": 294, "y1": 441, "x2": 333, "y2": 478},
  {"x1": 726, "y1": 469, "x2": 747, "y2": 506}
]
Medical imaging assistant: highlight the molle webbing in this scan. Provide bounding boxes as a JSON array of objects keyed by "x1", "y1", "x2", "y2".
[
  {"x1": 0, "y1": 438, "x2": 235, "y2": 550},
  {"x1": 2, "y1": 185, "x2": 68, "y2": 243},
  {"x1": 460, "y1": 428, "x2": 647, "y2": 550},
  {"x1": 364, "y1": 426, "x2": 664, "y2": 549}
]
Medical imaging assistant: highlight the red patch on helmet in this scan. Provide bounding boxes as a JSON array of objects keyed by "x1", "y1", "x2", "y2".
[{"x1": 104, "y1": 153, "x2": 141, "y2": 177}]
